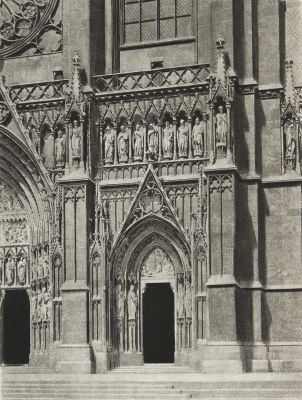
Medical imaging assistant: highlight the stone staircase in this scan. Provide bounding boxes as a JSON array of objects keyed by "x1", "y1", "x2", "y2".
[{"x1": 1, "y1": 364, "x2": 302, "y2": 399}]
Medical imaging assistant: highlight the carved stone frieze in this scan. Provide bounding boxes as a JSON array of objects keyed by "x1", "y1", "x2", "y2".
[{"x1": 208, "y1": 174, "x2": 233, "y2": 193}]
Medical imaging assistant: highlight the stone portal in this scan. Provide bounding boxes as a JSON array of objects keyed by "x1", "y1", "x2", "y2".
[{"x1": 143, "y1": 283, "x2": 174, "y2": 364}]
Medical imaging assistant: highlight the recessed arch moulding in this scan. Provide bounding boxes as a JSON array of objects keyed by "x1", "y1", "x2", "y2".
[
  {"x1": 0, "y1": 126, "x2": 54, "y2": 367},
  {"x1": 108, "y1": 215, "x2": 194, "y2": 367}
]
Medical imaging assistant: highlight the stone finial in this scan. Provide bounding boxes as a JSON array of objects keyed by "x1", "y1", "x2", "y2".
[
  {"x1": 285, "y1": 58, "x2": 295, "y2": 105},
  {"x1": 71, "y1": 51, "x2": 82, "y2": 100},
  {"x1": 216, "y1": 36, "x2": 226, "y2": 86}
]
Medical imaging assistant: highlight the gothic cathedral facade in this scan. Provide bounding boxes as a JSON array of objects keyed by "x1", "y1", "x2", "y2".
[{"x1": 0, "y1": 0, "x2": 302, "y2": 373}]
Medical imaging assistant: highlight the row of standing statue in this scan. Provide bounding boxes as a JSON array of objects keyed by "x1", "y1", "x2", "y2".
[
  {"x1": 103, "y1": 117, "x2": 207, "y2": 164},
  {"x1": 28, "y1": 107, "x2": 229, "y2": 169},
  {"x1": 116, "y1": 281, "x2": 192, "y2": 322},
  {"x1": 28, "y1": 120, "x2": 82, "y2": 169},
  {"x1": 0, "y1": 254, "x2": 28, "y2": 286}
]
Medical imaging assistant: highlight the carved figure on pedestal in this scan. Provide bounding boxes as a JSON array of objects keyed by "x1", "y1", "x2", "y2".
[
  {"x1": 71, "y1": 120, "x2": 82, "y2": 164},
  {"x1": 147, "y1": 123, "x2": 159, "y2": 159},
  {"x1": 127, "y1": 284, "x2": 137, "y2": 352},
  {"x1": 41, "y1": 287, "x2": 50, "y2": 320},
  {"x1": 285, "y1": 118, "x2": 296, "y2": 170},
  {"x1": 163, "y1": 121, "x2": 173, "y2": 159},
  {"x1": 133, "y1": 123, "x2": 144, "y2": 161},
  {"x1": 41, "y1": 127, "x2": 55, "y2": 169},
  {"x1": 215, "y1": 106, "x2": 228, "y2": 146},
  {"x1": 192, "y1": 117, "x2": 205, "y2": 157},
  {"x1": 176, "y1": 283, "x2": 185, "y2": 318},
  {"x1": 37, "y1": 289, "x2": 42, "y2": 320},
  {"x1": 116, "y1": 283, "x2": 125, "y2": 350},
  {"x1": 29, "y1": 125, "x2": 40, "y2": 153},
  {"x1": 118, "y1": 125, "x2": 129, "y2": 163},
  {"x1": 116, "y1": 283, "x2": 125, "y2": 319},
  {"x1": 104, "y1": 125, "x2": 115, "y2": 164},
  {"x1": 5, "y1": 256, "x2": 14, "y2": 286},
  {"x1": 17, "y1": 255, "x2": 26, "y2": 285},
  {"x1": 185, "y1": 281, "x2": 192, "y2": 317},
  {"x1": 42, "y1": 249, "x2": 49, "y2": 277},
  {"x1": 177, "y1": 119, "x2": 189, "y2": 157},
  {"x1": 55, "y1": 129, "x2": 66, "y2": 167},
  {"x1": 38, "y1": 253, "x2": 44, "y2": 278}
]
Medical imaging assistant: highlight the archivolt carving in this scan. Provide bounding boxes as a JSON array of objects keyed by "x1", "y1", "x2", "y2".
[{"x1": 0, "y1": 180, "x2": 24, "y2": 213}]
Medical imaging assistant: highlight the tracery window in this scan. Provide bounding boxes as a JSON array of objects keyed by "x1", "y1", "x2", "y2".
[
  {"x1": 122, "y1": 0, "x2": 193, "y2": 44},
  {"x1": 0, "y1": 0, "x2": 62, "y2": 58}
]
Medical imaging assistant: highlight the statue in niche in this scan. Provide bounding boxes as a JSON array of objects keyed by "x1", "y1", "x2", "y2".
[
  {"x1": 32, "y1": 260, "x2": 38, "y2": 280},
  {"x1": 104, "y1": 125, "x2": 115, "y2": 164},
  {"x1": 38, "y1": 252, "x2": 44, "y2": 279},
  {"x1": 17, "y1": 255, "x2": 27, "y2": 285},
  {"x1": 118, "y1": 125, "x2": 129, "y2": 163},
  {"x1": 55, "y1": 129, "x2": 66, "y2": 167},
  {"x1": 215, "y1": 105, "x2": 228, "y2": 146},
  {"x1": 41, "y1": 127, "x2": 55, "y2": 169},
  {"x1": 177, "y1": 119, "x2": 189, "y2": 157},
  {"x1": 127, "y1": 284, "x2": 137, "y2": 320},
  {"x1": 5, "y1": 256, "x2": 14, "y2": 286},
  {"x1": 285, "y1": 118, "x2": 296, "y2": 169},
  {"x1": 192, "y1": 117, "x2": 205, "y2": 157},
  {"x1": 37, "y1": 288, "x2": 42, "y2": 320},
  {"x1": 147, "y1": 123, "x2": 159, "y2": 158},
  {"x1": 116, "y1": 283, "x2": 125, "y2": 319},
  {"x1": 162, "y1": 121, "x2": 173, "y2": 159},
  {"x1": 133, "y1": 123, "x2": 144, "y2": 161},
  {"x1": 70, "y1": 120, "x2": 82, "y2": 162},
  {"x1": 42, "y1": 249, "x2": 49, "y2": 277},
  {"x1": 41, "y1": 287, "x2": 50, "y2": 320},
  {"x1": 176, "y1": 283, "x2": 185, "y2": 318},
  {"x1": 185, "y1": 281, "x2": 192, "y2": 316},
  {"x1": 127, "y1": 284, "x2": 137, "y2": 352},
  {"x1": 32, "y1": 291, "x2": 37, "y2": 320},
  {"x1": 29, "y1": 125, "x2": 40, "y2": 153}
]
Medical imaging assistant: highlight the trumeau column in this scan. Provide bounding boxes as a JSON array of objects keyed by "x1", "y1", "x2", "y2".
[{"x1": 56, "y1": 177, "x2": 95, "y2": 373}]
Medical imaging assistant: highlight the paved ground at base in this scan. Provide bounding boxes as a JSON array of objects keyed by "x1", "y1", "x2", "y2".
[{"x1": 1, "y1": 364, "x2": 302, "y2": 400}]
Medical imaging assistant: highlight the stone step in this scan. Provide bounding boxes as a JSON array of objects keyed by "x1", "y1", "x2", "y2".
[{"x1": 3, "y1": 388, "x2": 302, "y2": 396}]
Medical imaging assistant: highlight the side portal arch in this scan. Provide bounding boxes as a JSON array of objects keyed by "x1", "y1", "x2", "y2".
[{"x1": 110, "y1": 216, "x2": 193, "y2": 366}]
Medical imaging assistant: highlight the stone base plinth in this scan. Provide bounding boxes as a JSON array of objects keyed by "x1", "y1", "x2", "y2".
[
  {"x1": 55, "y1": 344, "x2": 93, "y2": 373},
  {"x1": 119, "y1": 352, "x2": 144, "y2": 366}
]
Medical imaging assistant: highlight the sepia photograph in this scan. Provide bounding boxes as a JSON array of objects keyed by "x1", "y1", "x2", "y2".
[{"x1": 0, "y1": 0, "x2": 302, "y2": 399}]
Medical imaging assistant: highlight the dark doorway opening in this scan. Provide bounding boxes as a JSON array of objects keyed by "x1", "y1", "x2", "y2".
[
  {"x1": 3, "y1": 290, "x2": 30, "y2": 365},
  {"x1": 143, "y1": 283, "x2": 174, "y2": 363}
]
